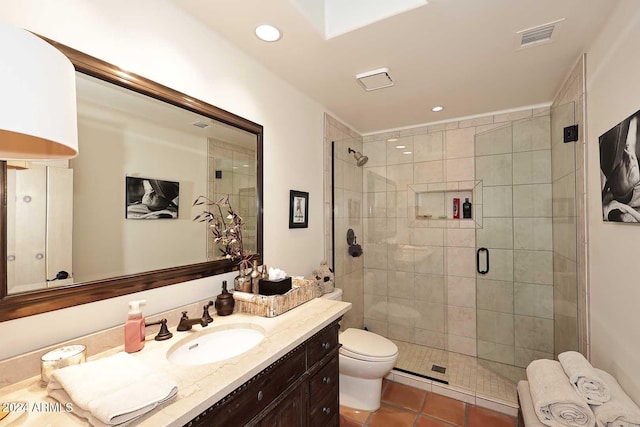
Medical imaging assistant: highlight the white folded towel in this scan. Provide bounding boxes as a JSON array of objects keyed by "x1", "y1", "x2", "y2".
[
  {"x1": 47, "y1": 352, "x2": 177, "y2": 426},
  {"x1": 559, "y1": 351, "x2": 611, "y2": 405},
  {"x1": 591, "y1": 369, "x2": 640, "y2": 427},
  {"x1": 518, "y1": 380, "x2": 549, "y2": 427},
  {"x1": 527, "y1": 359, "x2": 595, "y2": 427}
]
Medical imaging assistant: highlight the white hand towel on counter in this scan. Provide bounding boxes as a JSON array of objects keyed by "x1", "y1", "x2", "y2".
[
  {"x1": 527, "y1": 359, "x2": 595, "y2": 427},
  {"x1": 517, "y1": 380, "x2": 549, "y2": 427},
  {"x1": 559, "y1": 351, "x2": 611, "y2": 405},
  {"x1": 591, "y1": 369, "x2": 640, "y2": 427},
  {"x1": 47, "y1": 352, "x2": 178, "y2": 426}
]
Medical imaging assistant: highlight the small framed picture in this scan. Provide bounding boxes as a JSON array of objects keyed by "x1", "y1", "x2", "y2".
[
  {"x1": 126, "y1": 176, "x2": 179, "y2": 219},
  {"x1": 289, "y1": 190, "x2": 309, "y2": 228}
]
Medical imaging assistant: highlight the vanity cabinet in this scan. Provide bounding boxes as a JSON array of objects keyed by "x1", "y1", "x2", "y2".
[{"x1": 185, "y1": 319, "x2": 341, "y2": 427}]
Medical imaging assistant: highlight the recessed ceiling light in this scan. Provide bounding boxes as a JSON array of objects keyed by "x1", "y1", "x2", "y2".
[
  {"x1": 395, "y1": 145, "x2": 406, "y2": 149},
  {"x1": 387, "y1": 138, "x2": 398, "y2": 142},
  {"x1": 255, "y1": 24, "x2": 281, "y2": 42},
  {"x1": 403, "y1": 151, "x2": 412, "y2": 155},
  {"x1": 432, "y1": 106, "x2": 444, "y2": 112}
]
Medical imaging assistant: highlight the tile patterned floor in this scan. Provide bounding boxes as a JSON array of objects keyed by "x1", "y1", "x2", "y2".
[
  {"x1": 392, "y1": 340, "x2": 522, "y2": 405},
  {"x1": 340, "y1": 379, "x2": 517, "y2": 427}
]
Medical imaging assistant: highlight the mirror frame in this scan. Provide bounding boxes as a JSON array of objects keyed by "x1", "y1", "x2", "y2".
[{"x1": 0, "y1": 36, "x2": 263, "y2": 322}]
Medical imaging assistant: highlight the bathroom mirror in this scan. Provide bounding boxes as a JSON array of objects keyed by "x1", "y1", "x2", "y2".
[{"x1": 0, "y1": 37, "x2": 263, "y2": 321}]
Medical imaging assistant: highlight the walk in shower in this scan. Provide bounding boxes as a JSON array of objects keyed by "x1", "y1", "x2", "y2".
[{"x1": 323, "y1": 58, "x2": 585, "y2": 405}]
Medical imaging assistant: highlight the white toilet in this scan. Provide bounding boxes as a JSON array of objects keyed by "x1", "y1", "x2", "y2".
[{"x1": 323, "y1": 288, "x2": 399, "y2": 411}]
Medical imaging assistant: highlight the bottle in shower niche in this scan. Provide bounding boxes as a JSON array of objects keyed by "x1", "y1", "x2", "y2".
[
  {"x1": 453, "y1": 198, "x2": 460, "y2": 219},
  {"x1": 462, "y1": 198, "x2": 472, "y2": 219}
]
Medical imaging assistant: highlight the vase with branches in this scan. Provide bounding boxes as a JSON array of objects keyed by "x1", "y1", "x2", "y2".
[{"x1": 193, "y1": 195, "x2": 253, "y2": 290}]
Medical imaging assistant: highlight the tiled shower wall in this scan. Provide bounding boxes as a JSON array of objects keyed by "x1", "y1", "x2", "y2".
[
  {"x1": 324, "y1": 114, "x2": 364, "y2": 330},
  {"x1": 361, "y1": 107, "x2": 555, "y2": 371}
]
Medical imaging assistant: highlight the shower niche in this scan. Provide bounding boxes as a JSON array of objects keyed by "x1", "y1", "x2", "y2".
[{"x1": 408, "y1": 180, "x2": 483, "y2": 228}]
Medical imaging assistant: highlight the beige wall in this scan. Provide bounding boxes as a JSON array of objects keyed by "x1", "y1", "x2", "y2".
[
  {"x1": 585, "y1": 0, "x2": 640, "y2": 403},
  {"x1": 0, "y1": 0, "x2": 326, "y2": 360}
]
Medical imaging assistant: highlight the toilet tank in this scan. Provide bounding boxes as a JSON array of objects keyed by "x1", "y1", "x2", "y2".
[{"x1": 322, "y1": 288, "x2": 343, "y2": 301}]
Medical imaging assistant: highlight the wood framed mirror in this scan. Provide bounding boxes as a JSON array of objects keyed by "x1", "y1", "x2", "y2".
[{"x1": 0, "y1": 37, "x2": 263, "y2": 322}]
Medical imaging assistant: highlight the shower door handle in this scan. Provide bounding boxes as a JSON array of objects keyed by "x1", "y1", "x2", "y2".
[{"x1": 476, "y1": 247, "x2": 489, "y2": 275}]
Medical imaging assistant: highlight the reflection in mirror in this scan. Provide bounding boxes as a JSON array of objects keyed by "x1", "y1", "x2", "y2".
[
  {"x1": 6, "y1": 72, "x2": 258, "y2": 295},
  {"x1": 1, "y1": 37, "x2": 263, "y2": 321},
  {"x1": 207, "y1": 139, "x2": 257, "y2": 260}
]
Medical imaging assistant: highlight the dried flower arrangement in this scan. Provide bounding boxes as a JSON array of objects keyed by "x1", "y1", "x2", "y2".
[{"x1": 193, "y1": 195, "x2": 252, "y2": 270}]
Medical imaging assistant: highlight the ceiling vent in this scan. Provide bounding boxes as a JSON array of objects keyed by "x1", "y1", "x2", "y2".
[
  {"x1": 516, "y1": 18, "x2": 565, "y2": 49},
  {"x1": 191, "y1": 121, "x2": 211, "y2": 129},
  {"x1": 356, "y1": 67, "x2": 394, "y2": 91}
]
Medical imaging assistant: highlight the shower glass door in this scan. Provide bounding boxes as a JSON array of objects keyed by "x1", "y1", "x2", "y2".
[{"x1": 474, "y1": 103, "x2": 579, "y2": 380}]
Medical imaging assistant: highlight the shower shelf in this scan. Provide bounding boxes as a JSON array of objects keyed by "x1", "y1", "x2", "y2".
[{"x1": 408, "y1": 180, "x2": 482, "y2": 227}]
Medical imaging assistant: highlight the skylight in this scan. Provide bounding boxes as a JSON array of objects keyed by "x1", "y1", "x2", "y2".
[{"x1": 290, "y1": 0, "x2": 428, "y2": 39}]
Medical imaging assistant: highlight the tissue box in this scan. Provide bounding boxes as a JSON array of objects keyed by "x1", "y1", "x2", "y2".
[{"x1": 258, "y1": 277, "x2": 292, "y2": 296}]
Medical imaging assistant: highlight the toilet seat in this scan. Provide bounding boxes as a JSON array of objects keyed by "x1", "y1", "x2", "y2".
[{"x1": 339, "y1": 328, "x2": 398, "y2": 363}]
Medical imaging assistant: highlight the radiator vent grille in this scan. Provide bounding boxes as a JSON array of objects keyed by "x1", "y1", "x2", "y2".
[
  {"x1": 521, "y1": 26, "x2": 554, "y2": 46},
  {"x1": 516, "y1": 18, "x2": 565, "y2": 49}
]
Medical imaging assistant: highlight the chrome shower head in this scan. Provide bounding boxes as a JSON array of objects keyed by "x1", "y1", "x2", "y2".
[{"x1": 348, "y1": 147, "x2": 368, "y2": 166}]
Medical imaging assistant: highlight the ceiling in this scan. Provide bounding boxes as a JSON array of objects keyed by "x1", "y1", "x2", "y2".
[{"x1": 172, "y1": 0, "x2": 618, "y2": 134}]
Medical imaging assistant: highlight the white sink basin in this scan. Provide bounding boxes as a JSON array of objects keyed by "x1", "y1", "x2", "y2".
[{"x1": 167, "y1": 326, "x2": 265, "y2": 366}]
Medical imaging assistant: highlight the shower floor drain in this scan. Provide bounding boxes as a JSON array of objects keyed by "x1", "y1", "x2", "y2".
[{"x1": 431, "y1": 364, "x2": 446, "y2": 374}]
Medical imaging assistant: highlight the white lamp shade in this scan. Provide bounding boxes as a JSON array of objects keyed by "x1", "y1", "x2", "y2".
[{"x1": 0, "y1": 21, "x2": 78, "y2": 160}]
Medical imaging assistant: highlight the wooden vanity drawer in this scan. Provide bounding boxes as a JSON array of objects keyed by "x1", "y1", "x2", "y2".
[
  {"x1": 308, "y1": 383, "x2": 339, "y2": 427},
  {"x1": 193, "y1": 345, "x2": 306, "y2": 427},
  {"x1": 309, "y1": 351, "x2": 338, "y2": 398},
  {"x1": 307, "y1": 322, "x2": 339, "y2": 368}
]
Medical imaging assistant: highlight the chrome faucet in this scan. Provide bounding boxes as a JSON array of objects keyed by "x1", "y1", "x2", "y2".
[{"x1": 177, "y1": 311, "x2": 209, "y2": 331}]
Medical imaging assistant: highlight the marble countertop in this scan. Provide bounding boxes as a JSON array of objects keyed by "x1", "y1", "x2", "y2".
[{"x1": 0, "y1": 298, "x2": 351, "y2": 426}]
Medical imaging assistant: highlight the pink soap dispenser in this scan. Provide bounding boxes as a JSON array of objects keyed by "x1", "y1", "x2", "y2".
[{"x1": 124, "y1": 300, "x2": 146, "y2": 353}]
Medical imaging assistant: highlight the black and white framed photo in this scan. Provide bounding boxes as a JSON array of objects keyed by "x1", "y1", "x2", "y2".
[
  {"x1": 289, "y1": 190, "x2": 309, "y2": 228},
  {"x1": 126, "y1": 176, "x2": 179, "y2": 219},
  {"x1": 599, "y1": 109, "x2": 640, "y2": 222}
]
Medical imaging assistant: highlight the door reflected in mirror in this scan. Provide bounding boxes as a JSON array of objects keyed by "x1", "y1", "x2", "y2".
[{"x1": 6, "y1": 72, "x2": 258, "y2": 295}]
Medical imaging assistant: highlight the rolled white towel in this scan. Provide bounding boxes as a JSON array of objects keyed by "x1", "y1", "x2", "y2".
[
  {"x1": 527, "y1": 359, "x2": 595, "y2": 427},
  {"x1": 559, "y1": 351, "x2": 611, "y2": 405},
  {"x1": 591, "y1": 369, "x2": 640, "y2": 427},
  {"x1": 517, "y1": 380, "x2": 549, "y2": 427},
  {"x1": 47, "y1": 352, "x2": 177, "y2": 426}
]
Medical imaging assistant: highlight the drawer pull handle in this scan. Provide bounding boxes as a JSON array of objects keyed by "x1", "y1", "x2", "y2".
[
  {"x1": 322, "y1": 342, "x2": 331, "y2": 350},
  {"x1": 257, "y1": 390, "x2": 263, "y2": 401},
  {"x1": 322, "y1": 376, "x2": 331, "y2": 384},
  {"x1": 322, "y1": 407, "x2": 331, "y2": 415}
]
